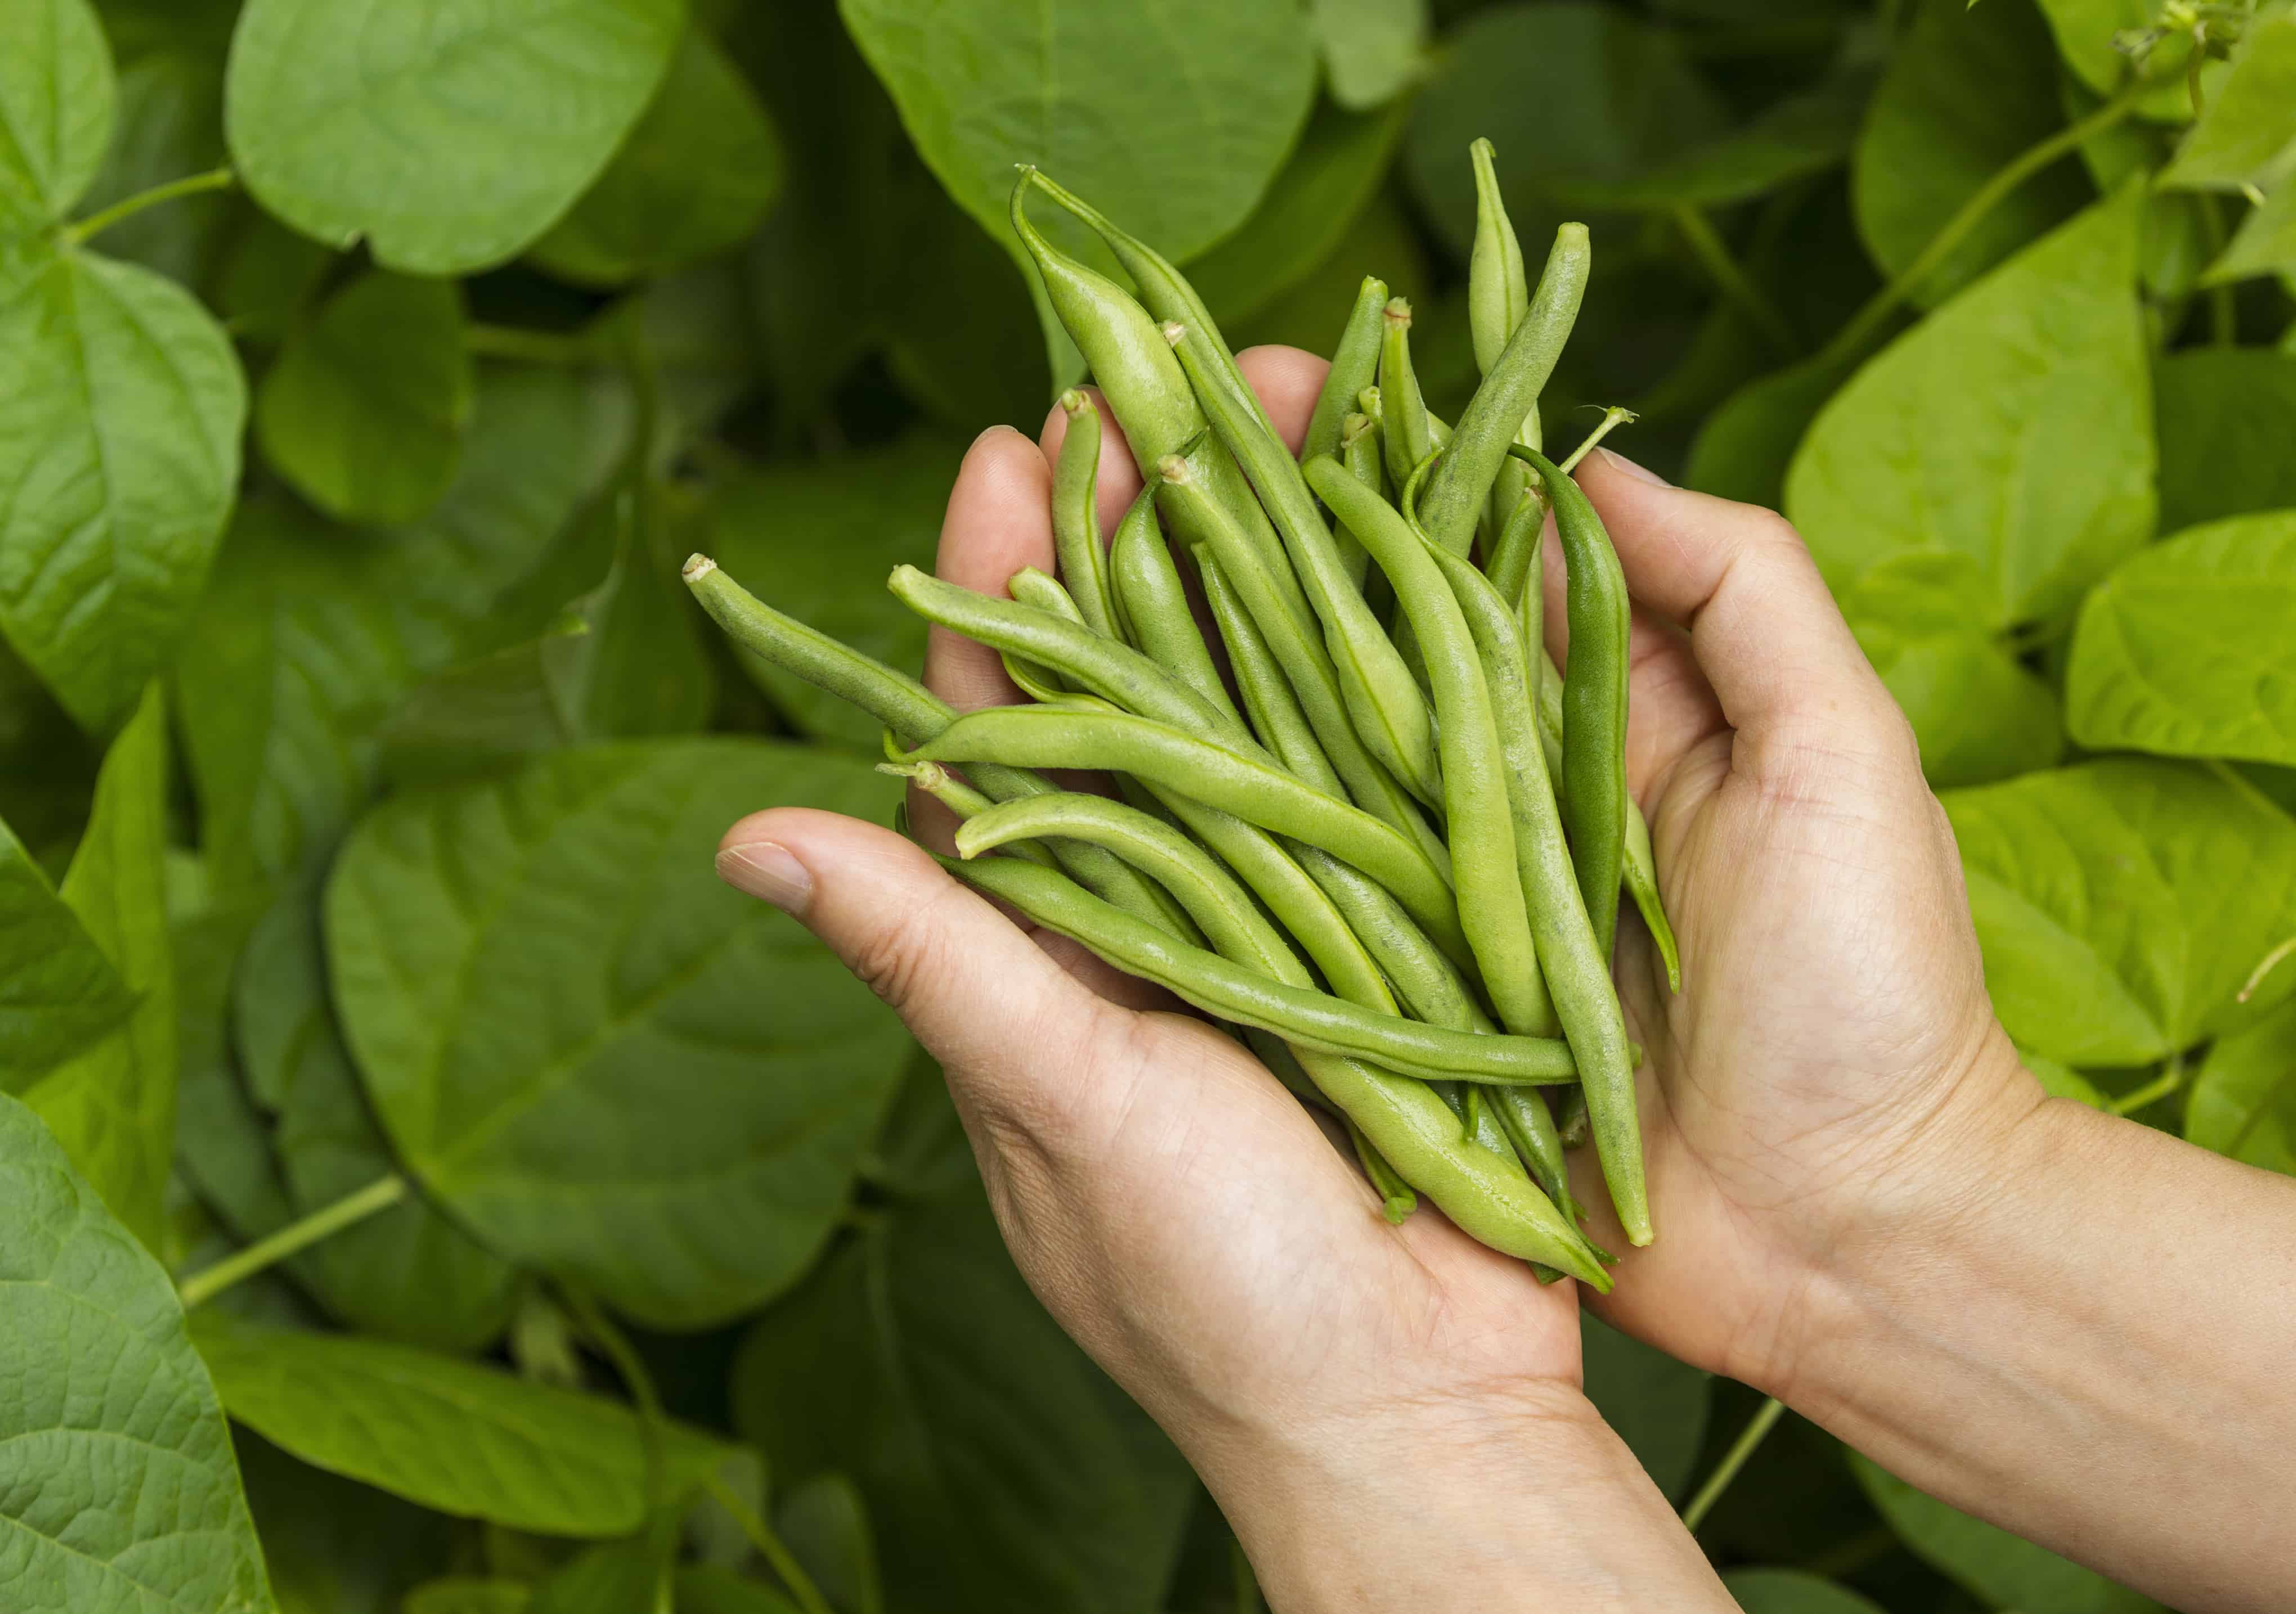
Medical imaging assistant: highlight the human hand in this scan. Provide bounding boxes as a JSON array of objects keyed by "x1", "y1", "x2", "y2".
[{"x1": 714, "y1": 350, "x2": 1734, "y2": 1611}]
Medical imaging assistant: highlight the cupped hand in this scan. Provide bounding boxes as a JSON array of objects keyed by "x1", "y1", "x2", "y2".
[
  {"x1": 1545, "y1": 450, "x2": 2038, "y2": 1388},
  {"x1": 714, "y1": 351, "x2": 1601, "y2": 1497}
]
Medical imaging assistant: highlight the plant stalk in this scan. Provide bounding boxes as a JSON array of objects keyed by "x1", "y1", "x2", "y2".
[
  {"x1": 66, "y1": 166, "x2": 236, "y2": 245},
  {"x1": 1681, "y1": 1396, "x2": 1786, "y2": 1531},
  {"x1": 177, "y1": 1173, "x2": 407, "y2": 1309}
]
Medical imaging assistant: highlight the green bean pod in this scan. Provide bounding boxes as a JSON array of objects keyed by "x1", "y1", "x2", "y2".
[
  {"x1": 1303, "y1": 277, "x2": 1389, "y2": 467},
  {"x1": 1419, "y1": 224, "x2": 1589, "y2": 556},
  {"x1": 1052, "y1": 391, "x2": 1120, "y2": 638},
  {"x1": 902, "y1": 705, "x2": 1468, "y2": 965},
  {"x1": 1334, "y1": 413, "x2": 1384, "y2": 590},
  {"x1": 939, "y1": 853, "x2": 1608, "y2": 1284},
  {"x1": 1346, "y1": 1118, "x2": 1420, "y2": 1225},
  {"x1": 1376, "y1": 300, "x2": 1434, "y2": 496},
  {"x1": 1307, "y1": 455, "x2": 1558, "y2": 1039},
  {"x1": 684, "y1": 554, "x2": 1199, "y2": 942},
  {"x1": 1105, "y1": 488, "x2": 1246, "y2": 731},
  {"x1": 879, "y1": 761, "x2": 1059, "y2": 868},
  {"x1": 1423, "y1": 532, "x2": 1645, "y2": 1244},
  {"x1": 1165, "y1": 320, "x2": 1441, "y2": 807},
  {"x1": 1198, "y1": 549, "x2": 1342, "y2": 792},
  {"x1": 1155, "y1": 447, "x2": 1451, "y2": 873}
]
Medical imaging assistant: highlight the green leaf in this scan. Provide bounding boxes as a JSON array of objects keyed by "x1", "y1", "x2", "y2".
[
  {"x1": 1186, "y1": 95, "x2": 1413, "y2": 330},
  {"x1": 1682, "y1": 351, "x2": 1856, "y2": 509},
  {"x1": 1308, "y1": 0, "x2": 1429, "y2": 111},
  {"x1": 231, "y1": 884, "x2": 518, "y2": 1351},
  {"x1": 2030, "y1": 0, "x2": 2213, "y2": 122},
  {"x1": 1403, "y1": 2, "x2": 1727, "y2": 255},
  {"x1": 190, "y1": 1312, "x2": 734, "y2": 1535},
  {"x1": 326, "y1": 739, "x2": 911, "y2": 1328},
  {"x1": 1228, "y1": 191, "x2": 1429, "y2": 357},
  {"x1": 2066, "y1": 513, "x2": 2296, "y2": 766},
  {"x1": 0, "y1": 0, "x2": 115, "y2": 232},
  {"x1": 837, "y1": 0, "x2": 1315, "y2": 370},
  {"x1": 2154, "y1": 347, "x2": 2296, "y2": 532},
  {"x1": 530, "y1": 26, "x2": 783, "y2": 288},
  {"x1": 223, "y1": 0, "x2": 686, "y2": 275},
  {"x1": 2022, "y1": 1048, "x2": 2111, "y2": 1110},
  {"x1": 2186, "y1": 994, "x2": 2296, "y2": 1177},
  {"x1": 1580, "y1": 1313, "x2": 1710, "y2": 1499},
  {"x1": 731, "y1": 1176, "x2": 1195, "y2": 1614},
  {"x1": 237, "y1": 1431, "x2": 456, "y2": 1614},
  {"x1": 74, "y1": 39, "x2": 231, "y2": 285},
  {"x1": 705, "y1": 437, "x2": 962, "y2": 751},
  {"x1": 2067, "y1": 79, "x2": 2212, "y2": 300},
  {"x1": 254, "y1": 270, "x2": 473, "y2": 525},
  {"x1": 2203, "y1": 181, "x2": 2296, "y2": 284},
  {"x1": 2160, "y1": 8, "x2": 2296, "y2": 192},
  {"x1": 0, "y1": 240, "x2": 246, "y2": 733},
  {"x1": 877, "y1": 187, "x2": 1051, "y2": 434},
  {"x1": 1720, "y1": 1569, "x2": 1887, "y2": 1614},
  {"x1": 0, "y1": 812, "x2": 133, "y2": 1082},
  {"x1": 672, "y1": 1566, "x2": 800, "y2": 1614},
  {"x1": 1941, "y1": 759, "x2": 2296, "y2": 1065},
  {"x1": 0, "y1": 1088, "x2": 275, "y2": 1613},
  {"x1": 177, "y1": 369, "x2": 626, "y2": 893},
  {"x1": 21, "y1": 683, "x2": 172, "y2": 1249},
  {"x1": 530, "y1": 1518, "x2": 676, "y2": 1614},
  {"x1": 404, "y1": 1579, "x2": 533, "y2": 1614},
  {"x1": 1853, "y1": 0, "x2": 2093, "y2": 310},
  {"x1": 1786, "y1": 185, "x2": 2153, "y2": 629},
  {"x1": 1551, "y1": 70, "x2": 1871, "y2": 212},
  {"x1": 1852, "y1": 1452, "x2": 2165, "y2": 1613},
  {"x1": 1843, "y1": 558, "x2": 2064, "y2": 789},
  {"x1": 776, "y1": 1474, "x2": 883, "y2": 1614}
]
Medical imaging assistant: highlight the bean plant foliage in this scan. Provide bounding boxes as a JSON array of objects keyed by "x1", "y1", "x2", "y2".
[{"x1": 0, "y1": 0, "x2": 2289, "y2": 1608}]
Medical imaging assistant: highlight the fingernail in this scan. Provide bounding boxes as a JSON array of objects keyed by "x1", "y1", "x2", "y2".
[
  {"x1": 1598, "y1": 447, "x2": 1669, "y2": 487},
  {"x1": 970, "y1": 423, "x2": 1011, "y2": 451},
  {"x1": 716, "y1": 841, "x2": 813, "y2": 913}
]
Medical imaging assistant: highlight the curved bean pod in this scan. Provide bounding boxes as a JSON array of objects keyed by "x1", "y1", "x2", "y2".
[{"x1": 1106, "y1": 488, "x2": 1245, "y2": 730}]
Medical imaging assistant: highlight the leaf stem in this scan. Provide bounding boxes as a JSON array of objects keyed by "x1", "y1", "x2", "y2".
[
  {"x1": 465, "y1": 322, "x2": 604, "y2": 366},
  {"x1": 177, "y1": 1173, "x2": 406, "y2": 1308},
  {"x1": 1671, "y1": 205, "x2": 1798, "y2": 356},
  {"x1": 2109, "y1": 1050, "x2": 2186, "y2": 1117},
  {"x1": 1680, "y1": 1395, "x2": 1786, "y2": 1531},
  {"x1": 66, "y1": 166, "x2": 236, "y2": 246},
  {"x1": 702, "y1": 1472, "x2": 837, "y2": 1614},
  {"x1": 1818, "y1": 72, "x2": 2162, "y2": 369},
  {"x1": 2238, "y1": 935, "x2": 2296, "y2": 1003}
]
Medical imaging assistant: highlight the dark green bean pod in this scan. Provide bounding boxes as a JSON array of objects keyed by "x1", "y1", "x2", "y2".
[
  {"x1": 1346, "y1": 1118, "x2": 1420, "y2": 1225},
  {"x1": 683, "y1": 554, "x2": 1200, "y2": 943},
  {"x1": 1419, "y1": 224, "x2": 1589, "y2": 557},
  {"x1": 1052, "y1": 391, "x2": 1120, "y2": 637},
  {"x1": 1105, "y1": 488, "x2": 1246, "y2": 731},
  {"x1": 1303, "y1": 276, "x2": 1389, "y2": 466}
]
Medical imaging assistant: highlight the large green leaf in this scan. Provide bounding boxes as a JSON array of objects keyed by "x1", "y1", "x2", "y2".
[
  {"x1": 1186, "y1": 95, "x2": 1413, "y2": 330},
  {"x1": 1681, "y1": 350, "x2": 1857, "y2": 509},
  {"x1": 236, "y1": 1431, "x2": 455, "y2": 1614},
  {"x1": 2159, "y1": 8, "x2": 2296, "y2": 194},
  {"x1": 0, "y1": 0, "x2": 114, "y2": 232},
  {"x1": 1308, "y1": 0, "x2": 1429, "y2": 111},
  {"x1": 326, "y1": 739, "x2": 910, "y2": 1328},
  {"x1": 1852, "y1": 1454, "x2": 2165, "y2": 1613},
  {"x1": 21, "y1": 684, "x2": 172, "y2": 1249},
  {"x1": 2204, "y1": 181, "x2": 2296, "y2": 283},
  {"x1": 1405, "y1": 3, "x2": 1728, "y2": 254},
  {"x1": 177, "y1": 369, "x2": 625, "y2": 893},
  {"x1": 1721, "y1": 1569, "x2": 1886, "y2": 1614},
  {"x1": 223, "y1": 0, "x2": 685, "y2": 275},
  {"x1": 2154, "y1": 347, "x2": 2296, "y2": 532},
  {"x1": 673, "y1": 1566, "x2": 800, "y2": 1614},
  {"x1": 1550, "y1": 70, "x2": 1870, "y2": 212},
  {"x1": 1941, "y1": 759, "x2": 2296, "y2": 1066},
  {"x1": 1786, "y1": 185, "x2": 2152, "y2": 629},
  {"x1": 730, "y1": 1163, "x2": 1194, "y2": 1614},
  {"x1": 0, "y1": 813, "x2": 131, "y2": 1082},
  {"x1": 254, "y1": 271, "x2": 473, "y2": 526},
  {"x1": 530, "y1": 26, "x2": 782, "y2": 288},
  {"x1": 0, "y1": 240, "x2": 245, "y2": 732},
  {"x1": 1580, "y1": 1313, "x2": 1710, "y2": 1500},
  {"x1": 2031, "y1": 0, "x2": 2212, "y2": 122},
  {"x1": 230, "y1": 885, "x2": 518, "y2": 1351},
  {"x1": 837, "y1": 0, "x2": 1315, "y2": 372},
  {"x1": 529, "y1": 1519, "x2": 676, "y2": 1614},
  {"x1": 706, "y1": 437, "x2": 962, "y2": 751},
  {"x1": 189, "y1": 1313, "x2": 732, "y2": 1536},
  {"x1": 404, "y1": 1581, "x2": 533, "y2": 1614},
  {"x1": 0, "y1": 1088, "x2": 274, "y2": 1613},
  {"x1": 2186, "y1": 994, "x2": 2296, "y2": 1177},
  {"x1": 1853, "y1": 0, "x2": 2093, "y2": 310},
  {"x1": 2066, "y1": 513, "x2": 2296, "y2": 766}
]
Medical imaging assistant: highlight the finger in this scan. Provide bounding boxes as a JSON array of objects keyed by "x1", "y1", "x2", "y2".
[
  {"x1": 1236, "y1": 346, "x2": 1332, "y2": 452},
  {"x1": 1562, "y1": 449, "x2": 1909, "y2": 769},
  {"x1": 1038, "y1": 384, "x2": 1145, "y2": 543},
  {"x1": 922, "y1": 425, "x2": 1053, "y2": 716}
]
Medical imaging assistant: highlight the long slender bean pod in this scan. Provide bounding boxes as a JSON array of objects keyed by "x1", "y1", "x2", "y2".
[
  {"x1": 880, "y1": 762, "x2": 1059, "y2": 868},
  {"x1": 1155, "y1": 448, "x2": 1451, "y2": 872},
  {"x1": 1106, "y1": 488, "x2": 1246, "y2": 730},
  {"x1": 1334, "y1": 413, "x2": 1384, "y2": 589},
  {"x1": 939, "y1": 853, "x2": 1608, "y2": 1284},
  {"x1": 1164, "y1": 321, "x2": 1442, "y2": 806},
  {"x1": 1200, "y1": 549, "x2": 1342, "y2": 792},
  {"x1": 1419, "y1": 225, "x2": 1589, "y2": 556},
  {"x1": 1052, "y1": 391, "x2": 1119, "y2": 636},
  {"x1": 902, "y1": 706, "x2": 1468, "y2": 963},
  {"x1": 1423, "y1": 533, "x2": 1645, "y2": 1243},
  {"x1": 683, "y1": 554, "x2": 1192, "y2": 939},
  {"x1": 1304, "y1": 277, "x2": 1389, "y2": 466},
  {"x1": 1470, "y1": 138, "x2": 1547, "y2": 572},
  {"x1": 1377, "y1": 300, "x2": 1434, "y2": 496},
  {"x1": 1308, "y1": 455, "x2": 1559, "y2": 1041}
]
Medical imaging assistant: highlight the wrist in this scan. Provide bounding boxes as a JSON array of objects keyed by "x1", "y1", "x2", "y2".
[{"x1": 1193, "y1": 1379, "x2": 1731, "y2": 1612}]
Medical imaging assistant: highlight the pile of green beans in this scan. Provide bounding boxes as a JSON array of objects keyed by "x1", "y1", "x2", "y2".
[{"x1": 684, "y1": 146, "x2": 1683, "y2": 1285}]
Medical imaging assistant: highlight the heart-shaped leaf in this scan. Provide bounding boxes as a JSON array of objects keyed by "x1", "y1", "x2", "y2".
[{"x1": 0, "y1": 0, "x2": 115, "y2": 232}]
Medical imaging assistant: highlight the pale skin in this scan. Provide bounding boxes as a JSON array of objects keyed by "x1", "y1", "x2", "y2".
[{"x1": 716, "y1": 349, "x2": 2296, "y2": 1612}]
